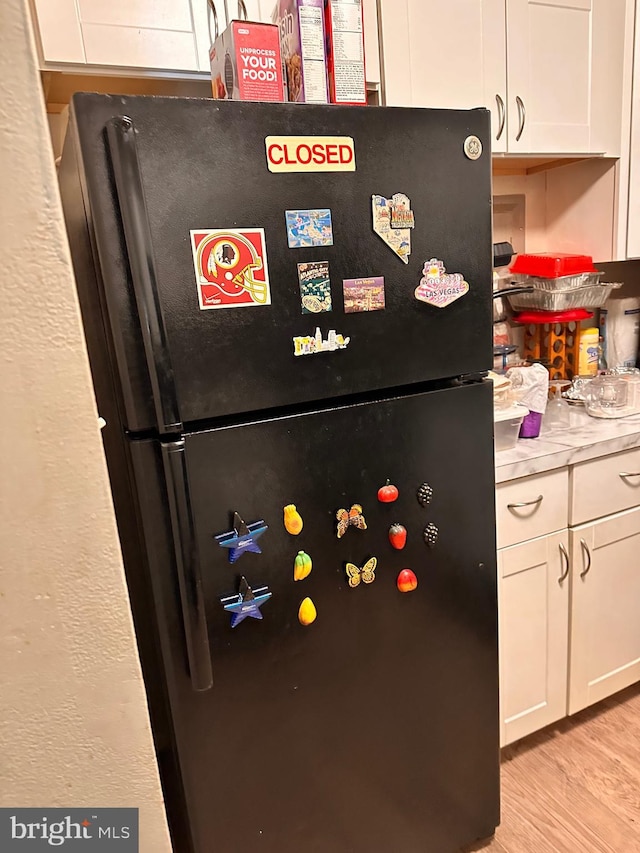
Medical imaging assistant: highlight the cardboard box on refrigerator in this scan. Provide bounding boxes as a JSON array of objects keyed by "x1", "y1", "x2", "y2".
[
  {"x1": 272, "y1": 0, "x2": 329, "y2": 103},
  {"x1": 324, "y1": 0, "x2": 367, "y2": 105},
  {"x1": 210, "y1": 19, "x2": 285, "y2": 102}
]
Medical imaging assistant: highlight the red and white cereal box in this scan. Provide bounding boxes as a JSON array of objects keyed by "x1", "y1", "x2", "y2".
[
  {"x1": 324, "y1": 0, "x2": 367, "y2": 106},
  {"x1": 210, "y1": 20, "x2": 285, "y2": 102}
]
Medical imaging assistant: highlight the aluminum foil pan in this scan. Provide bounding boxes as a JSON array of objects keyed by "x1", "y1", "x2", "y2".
[{"x1": 506, "y1": 282, "x2": 622, "y2": 312}]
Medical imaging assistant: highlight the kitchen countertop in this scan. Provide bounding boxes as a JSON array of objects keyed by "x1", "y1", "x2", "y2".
[{"x1": 495, "y1": 409, "x2": 640, "y2": 484}]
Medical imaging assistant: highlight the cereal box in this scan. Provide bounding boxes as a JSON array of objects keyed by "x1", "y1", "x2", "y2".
[
  {"x1": 324, "y1": 0, "x2": 367, "y2": 105},
  {"x1": 210, "y1": 20, "x2": 285, "y2": 102},
  {"x1": 272, "y1": 0, "x2": 329, "y2": 104}
]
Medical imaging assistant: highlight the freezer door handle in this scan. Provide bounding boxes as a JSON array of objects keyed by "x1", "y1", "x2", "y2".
[
  {"x1": 106, "y1": 116, "x2": 182, "y2": 435},
  {"x1": 161, "y1": 440, "x2": 213, "y2": 691}
]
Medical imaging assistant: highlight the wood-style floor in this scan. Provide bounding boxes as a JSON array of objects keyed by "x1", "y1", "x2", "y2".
[{"x1": 462, "y1": 684, "x2": 640, "y2": 852}]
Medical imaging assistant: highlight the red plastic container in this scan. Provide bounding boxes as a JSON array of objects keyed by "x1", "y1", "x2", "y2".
[{"x1": 510, "y1": 253, "x2": 597, "y2": 278}]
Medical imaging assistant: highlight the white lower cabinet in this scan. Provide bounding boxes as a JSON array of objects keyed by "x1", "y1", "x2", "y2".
[
  {"x1": 568, "y1": 505, "x2": 640, "y2": 714},
  {"x1": 498, "y1": 531, "x2": 570, "y2": 747}
]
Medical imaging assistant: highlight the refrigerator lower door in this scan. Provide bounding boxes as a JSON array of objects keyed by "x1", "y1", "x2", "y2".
[{"x1": 130, "y1": 381, "x2": 499, "y2": 853}]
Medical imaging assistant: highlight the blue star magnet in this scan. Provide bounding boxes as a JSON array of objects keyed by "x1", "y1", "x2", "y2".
[
  {"x1": 221, "y1": 577, "x2": 272, "y2": 628},
  {"x1": 215, "y1": 512, "x2": 268, "y2": 564}
]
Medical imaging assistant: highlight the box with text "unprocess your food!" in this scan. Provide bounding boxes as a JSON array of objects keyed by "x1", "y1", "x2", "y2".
[
  {"x1": 210, "y1": 19, "x2": 285, "y2": 101},
  {"x1": 325, "y1": 0, "x2": 367, "y2": 105},
  {"x1": 272, "y1": 0, "x2": 329, "y2": 103}
]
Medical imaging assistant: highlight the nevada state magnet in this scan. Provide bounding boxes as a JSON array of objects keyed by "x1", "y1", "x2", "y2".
[{"x1": 415, "y1": 259, "x2": 469, "y2": 308}]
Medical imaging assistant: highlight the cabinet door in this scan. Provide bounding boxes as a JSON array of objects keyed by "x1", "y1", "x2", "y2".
[
  {"x1": 378, "y1": 0, "x2": 508, "y2": 153},
  {"x1": 569, "y1": 506, "x2": 640, "y2": 714},
  {"x1": 32, "y1": 0, "x2": 85, "y2": 64},
  {"x1": 506, "y1": 0, "x2": 626, "y2": 154},
  {"x1": 499, "y1": 531, "x2": 570, "y2": 746}
]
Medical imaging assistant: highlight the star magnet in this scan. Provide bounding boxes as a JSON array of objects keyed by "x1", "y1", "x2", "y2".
[
  {"x1": 221, "y1": 576, "x2": 272, "y2": 628},
  {"x1": 215, "y1": 511, "x2": 268, "y2": 564}
]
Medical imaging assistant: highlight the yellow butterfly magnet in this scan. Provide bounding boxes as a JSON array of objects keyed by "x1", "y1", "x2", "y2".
[
  {"x1": 345, "y1": 556, "x2": 377, "y2": 588},
  {"x1": 336, "y1": 504, "x2": 367, "y2": 539}
]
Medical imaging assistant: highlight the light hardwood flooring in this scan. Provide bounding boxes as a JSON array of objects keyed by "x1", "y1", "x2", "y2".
[{"x1": 462, "y1": 684, "x2": 640, "y2": 852}]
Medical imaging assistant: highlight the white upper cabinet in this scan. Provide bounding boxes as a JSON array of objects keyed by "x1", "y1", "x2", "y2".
[
  {"x1": 378, "y1": 0, "x2": 627, "y2": 156},
  {"x1": 31, "y1": 0, "x2": 380, "y2": 86},
  {"x1": 378, "y1": 0, "x2": 508, "y2": 153},
  {"x1": 506, "y1": 0, "x2": 626, "y2": 155}
]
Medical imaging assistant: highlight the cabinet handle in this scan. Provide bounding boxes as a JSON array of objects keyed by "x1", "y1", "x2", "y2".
[
  {"x1": 558, "y1": 542, "x2": 570, "y2": 583},
  {"x1": 619, "y1": 471, "x2": 640, "y2": 479},
  {"x1": 495, "y1": 94, "x2": 506, "y2": 140},
  {"x1": 579, "y1": 538, "x2": 592, "y2": 579},
  {"x1": 507, "y1": 494, "x2": 543, "y2": 510},
  {"x1": 515, "y1": 96, "x2": 526, "y2": 142},
  {"x1": 207, "y1": 0, "x2": 247, "y2": 43}
]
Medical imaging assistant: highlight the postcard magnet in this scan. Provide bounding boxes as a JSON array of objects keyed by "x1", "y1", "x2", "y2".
[
  {"x1": 190, "y1": 228, "x2": 271, "y2": 310},
  {"x1": 286, "y1": 209, "x2": 333, "y2": 248},
  {"x1": 297, "y1": 260, "x2": 332, "y2": 313},
  {"x1": 372, "y1": 193, "x2": 413, "y2": 264},
  {"x1": 415, "y1": 259, "x2": 469, "y2": 308},
  {"x1": 343, "y1": 277, "x2": 385, "y2": 313},
  {"x1": 346, "y1": 557, "x2": 377, "y2": 588},
  {"x1": 292, "y1": 327, "x2": 350, "y2": 356},
  {"x1": 336, "y1": 504, "x2": 367, "y2": 539},
  {"x1": 220, "y1": 576, "x2": 272, "y2": 628},
  {"x1": 215, "y1": 512, "x2": 268, "y2": 563}
]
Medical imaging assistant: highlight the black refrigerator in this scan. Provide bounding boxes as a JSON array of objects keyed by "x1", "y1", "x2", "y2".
[{"x1": 59, "y1": 94, "x2": 499, "y2": 853}]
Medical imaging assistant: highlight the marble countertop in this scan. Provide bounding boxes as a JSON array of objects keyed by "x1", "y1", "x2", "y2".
[{"x1": 495, "y1": 409, "x2": 640, "y2": 484}]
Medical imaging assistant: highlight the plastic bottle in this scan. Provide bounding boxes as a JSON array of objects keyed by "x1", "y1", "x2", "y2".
[
  {"x1": 598, "y1": 336, "x2": 608, "y2": 373},
  {"x1": 578, "y1": 327, "x2": 600, "y2": 376}
]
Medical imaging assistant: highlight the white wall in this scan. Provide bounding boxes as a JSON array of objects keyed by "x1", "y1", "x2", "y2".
[{"x1": 0, "y1": 2, "x2": 172, "y2": 849}]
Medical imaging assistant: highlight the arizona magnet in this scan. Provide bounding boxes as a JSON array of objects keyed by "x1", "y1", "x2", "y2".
[
  {"x1": 415, "y1": 259, "x2": 469, "y2": 308},
  {"x1": 190, "y1": 228, "x2": 271, "y2": 310}
]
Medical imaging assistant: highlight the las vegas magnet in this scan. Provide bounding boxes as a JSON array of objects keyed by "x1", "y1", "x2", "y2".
[
  {"x1": 372, "y1": 193, "x2": 413, "y2": 264},
  {"x1": 415, "y1": 259, "x2": 469, "y2": 308},
  {"x1": 190, "y1": 228, "x2": 271, "y2": 310}
]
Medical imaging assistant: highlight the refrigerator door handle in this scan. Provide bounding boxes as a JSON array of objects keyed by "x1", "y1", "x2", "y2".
[
  {"x1": 105, "y1": 116, "x2": 182, "y2": 436},
  {"x1": 161, "y1": 440, "x2": 213, "y2": 691}
]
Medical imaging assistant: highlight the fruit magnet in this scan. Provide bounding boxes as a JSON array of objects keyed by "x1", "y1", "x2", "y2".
[
  {"x1": 415, "y1": 259, "x2": 469, "y2": 309},
  {"x1": 284, "y1": 505, "x2": 303, "y2": 535},
  {"x1": 397, "y1": 569, "x2": 418, "y2": 593},
  {"x1": 423, "y1": 523, "x2": 439, "y2": 547},
  {"x1": 215, "y1": 512, "x2": 268, "y2": 564},
  {"x1": 336, "y1": 504, "x2": 367, "y2": 538},
  {"x1": 377, "y1": 479, "x2": 399, "y2": 503},
  {"x1": 389, "y1": 523, "x2": 407, "y2": 550},
  {"x1": 417, "y1": 483, "x2": 433, "y2": 507},
  {"x1": 220, "y1": 576, "x2": 272, "y2": 628},
  {"x1": 298, "y1": 597, "x2": 317, "y2": 626},
  {"x1": 345, "y1": 557, "x2": 377, "y2": 588},
  {"x1": 293, "y1": 550, "x2": 312, "y2": 581}
]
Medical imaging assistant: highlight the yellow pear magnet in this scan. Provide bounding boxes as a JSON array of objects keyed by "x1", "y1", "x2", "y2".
[
  {"x1": 284, "y1": 504, "x2": 303, "y2": 535},
  {"x1": 298, "y1": 597, "x2": 317, "y2": 626},
  {"x1": 293, "y1": 551, "x2": 312, "y2": 581}
]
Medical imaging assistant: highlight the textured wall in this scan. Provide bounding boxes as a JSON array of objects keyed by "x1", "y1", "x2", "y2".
[{"x1": 0, "y1": 2, "x2": 172, "y2": 850}]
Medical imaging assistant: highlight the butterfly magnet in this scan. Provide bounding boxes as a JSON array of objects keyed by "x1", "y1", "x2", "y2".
[
  {"x1": 336, "y1": 504, "x2": 367, "y2": 538},
  {"x1": 346, "y1": 557, "x2": 377, "y2": 588}
]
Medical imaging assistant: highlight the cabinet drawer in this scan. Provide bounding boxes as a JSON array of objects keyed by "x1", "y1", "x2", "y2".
[
  {"x1": 496, "y1": 469, "x2": 569, "y2": 549},
  {"x1": 571, "y1": 446, "x2": 640, "y2": 525}
]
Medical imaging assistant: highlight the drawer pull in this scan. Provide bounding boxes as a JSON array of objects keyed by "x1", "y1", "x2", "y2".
[
  {"x1": 580, "y1": 538, "x2": 592, "y2": 579},
  {"x1": 558, "y1": 542, "x2": 570, "y2": 583},
  {"x1": 507, "y1": 494, "x2": 543, "y2": 510},
  {"x1": 619, "y1": 472, "x2": 640, "y2": 480}
]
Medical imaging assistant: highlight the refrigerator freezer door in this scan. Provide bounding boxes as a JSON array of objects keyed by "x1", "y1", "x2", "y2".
[
  {"x1": 66, "y1": 95, "x2": 492, "y2": 432},
  {"x1": 130, "y1": 381, "x2": 499, "y2": 853}
]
